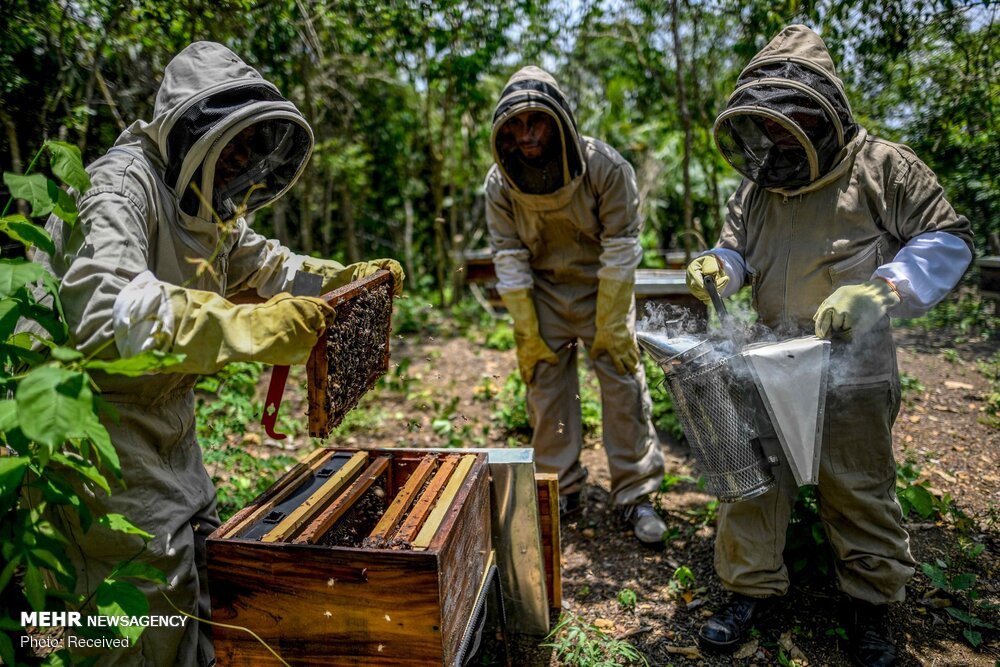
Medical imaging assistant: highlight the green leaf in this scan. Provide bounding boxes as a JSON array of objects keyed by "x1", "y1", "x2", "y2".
[
  {"x1": 945, "y1": 606, "x2": 995, "y2": 628},
  {"x1": 15, "y1": 366, "x2": 94, "y2": 459},
  {"x1": 950, "y1": 573, "x2": 977, "y2": 591},
  {"x1": 97, "y1": 513, "x2": 152, "y2": 540},
  {"x1": 0, "y1": 399, "x2": 17, "y2": 433},
  {"x1": 45, "y1": 141, "x2": 91, "y2": 193},
  {"x1": 81, "y1": 413, "x2": 120, "y2": 477},
  {"x1": 0, "y1": 298, "x2": 20, "y2": 340},
  {"x1": 51, "y1": 346, "x2": 84, "y2": 362},
  {"x1": 0, "y1": 626, "x2": 14, "y2": 667},
  {"x1": 84, "y1": 350, "x2": 186, "y2": 376},
  {"x1": 898, "y1": 484, "x2": 935, "y2": 519},
  {"x1": 112, "y1": 561, "x2": 167, "y2": 585},
  {"x1": 51, "y1": 187, "x2": 78, "y2": 226},
  {"x1": 51, "y1": 452, "x2": 111, "y2": 495},
  {"x1": 962, "y1": 629, "x2": 982, "y2": 647},
  {"x1": 96, "y1": 580, "x2": 149, "y2": 642},
  {"x1": 22, "y1": 559, "x2": 46, "y2": 610},
  {"x1": 0, "y1": 259, "x2": 48, "y2": 298},
  {"x1": 3, "y1": 172, "x2": 54, "y2": 217},
  {"x1": 29, "y1": 546, "x2": 71, "y2": 578},
  {"x1": 921, "y1": 562, "x2": 950, "y2": 590},
  {"x1": 0, "y1": 214, "x2": 55, "y2": 255},
  {"x1": 0, "y1": 456, "x2": 29, "y2": 499}
]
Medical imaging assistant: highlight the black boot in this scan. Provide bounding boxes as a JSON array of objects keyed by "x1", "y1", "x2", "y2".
[
  {"x1": 698, "y1": 593, "x2": 777, "y2": 651},
  {"x1": 848, "y1": 600, "x2": 897, "y2": 667}
]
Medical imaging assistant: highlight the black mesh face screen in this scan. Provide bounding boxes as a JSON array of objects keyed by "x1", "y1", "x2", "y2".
[
  {"x1": 164, "y1": 84, "x2": 285, "y2": 190},
  {"x1": 212, "y1": 118, "x2": 311, "y2": 219},
  {"x1": 717, "y1": 114, "x2": 814, "y2": 188},
  {"x1": 739, "y1": 61, "x2": 856, "y2": 144},
  {"x1": 717, "y1": 86, "x2": 845, "y2": 187}
]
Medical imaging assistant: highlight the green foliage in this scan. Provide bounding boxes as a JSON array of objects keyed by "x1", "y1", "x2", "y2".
[
  {"x1": 666, "y1": 566, "x2": 697, "y2": 600},
  {"x1": 492, "y1": 372, "x2": 531, "y2": 442},
  {"x1": 785, "y1": 485, "x2": 834, "y2": 578},
  {"x1": 491, "y1": 365, "x2": 602, "y2": 441},
  {"x1": 642, "y1": 355, "x2": 683, "y2": 441},
  {"x1": 194, "y1": 363, "x2": 297, "y2": 522},
  {"x1": 921, "y1": 541, "x2": 997, "y2": 649},
  {"x1": 898, "y1": 292, "x2": 997, "y2": 340},
  {"x1": 895, "y1": 458, "x2": 974, "y2": 531},
  {"x1": 976, "y1": 351, "x2": 1000, "y2": 429},
  {"x1": 616, "y1": 588, "x2": 637, "y2": 611},
  {"x1": 484, "y1": 321, "x2": 515, "y2": 351},
  {"x1": 899, "y1": 372, "x2": 925, "y2": 407},
  {"x1": 543, "y1": 612, "x2": 648, "y2": 667},
  {"x1": 1, "y1": 144, "x2": 169, "y2": 664}
]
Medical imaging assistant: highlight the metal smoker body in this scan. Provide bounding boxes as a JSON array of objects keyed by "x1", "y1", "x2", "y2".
[{"x1": 638, "y1": 277, "x2": 830, "y2": 501}]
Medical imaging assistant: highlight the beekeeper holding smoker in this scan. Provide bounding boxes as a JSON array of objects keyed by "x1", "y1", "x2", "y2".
[{"x1": 685, "y1": 25, "x2": 973, "y2": 666}]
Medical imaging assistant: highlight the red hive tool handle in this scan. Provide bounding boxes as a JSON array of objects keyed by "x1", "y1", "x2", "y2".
[
  {"x1": 262, "y1": 365, "x2": 292, "y2": 440},
  {"x1": 260, "y1": 271, "x2": 324, "y2": 440}
]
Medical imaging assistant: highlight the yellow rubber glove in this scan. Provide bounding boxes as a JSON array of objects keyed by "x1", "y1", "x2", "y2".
[
  {"x1": 301, "y1": 257, "x2": 406, "y2": 296},
  {"x1": 813, "y1": 279, "x2": 900, "y2": 339},
  {"x1": 588, "y1": 277, "x2": 640, "y2": 374},
  {"x1": 167, "y1": 289, "x2": 334, "y2": 375},
  {"x1": 685, "y1": 254, "x2": 730, "y2": 303},
  {"x1": 501, "y1": 288, "x2": 558, "y2": 384}
]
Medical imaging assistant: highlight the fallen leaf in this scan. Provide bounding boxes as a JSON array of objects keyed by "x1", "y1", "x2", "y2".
[
  {"x1": 932, "y1": 469, "x2": 957, "y2": 484},
  {"x1": 734, "y1": 640, "x2": 759, "y2": 659},
  {"x1": 665, "y1": 645, "x2": 702, "y2": 659},
  {"x1": 944, "y1": 380, "x2": 973, "y2": 390}
]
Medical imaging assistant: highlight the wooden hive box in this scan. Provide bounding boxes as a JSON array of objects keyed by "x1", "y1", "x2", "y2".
[{"x1": 207, "y1": 448, "x2": 491, "y2": 666}]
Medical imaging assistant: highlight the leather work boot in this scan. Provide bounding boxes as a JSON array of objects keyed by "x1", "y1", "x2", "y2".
[
  {"x1": 848, "y1": 600, "x2": 897, "y2": 666},
  {"x1": 618, "y1": 501, "x2": 667, "y2": 545},
  {"x1": 698, "y1": 593, "x2": 777, "y2": 651}
]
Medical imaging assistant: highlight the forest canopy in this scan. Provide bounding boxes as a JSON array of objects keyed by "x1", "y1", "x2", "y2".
[{"x1": 2, "y1": 0, "x2": 997, "y2": 295}]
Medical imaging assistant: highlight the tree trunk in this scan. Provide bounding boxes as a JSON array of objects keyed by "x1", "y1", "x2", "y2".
[
  {"x1": 0, "y1": 106, "x2": 23, "y2": 174},
  {"x1": 297, "y1": 57, "x2": 315, "y2": 254},
  {"x1": 272, "y1": 198, "x2": 289, "y2": 246},
  {"x1": 403, "y1": 197, "x2": 416, "y2": 281},
  {"x1": 341, "y1": 184, "x2": 359, "y2": 263},
  {"x1": 670, "y1": 0, "x2": 695, "y2": 263}
]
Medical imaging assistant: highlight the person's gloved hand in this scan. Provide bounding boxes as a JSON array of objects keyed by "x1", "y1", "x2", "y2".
[
  {"x1": 588, "y1": 278, "x2": 639, "y2": 374},
  {"x1": 301, "y1": 257, "x2": 405, "y2": 296},
  {"x1": 500, "y1": 288, "x2": 558, "y2": 384},
  {"x1": 813, "y1": 279, "x2": 900, "y2": 339},
  {"x1": 167, "y1": 289, "x2": 334, "y2": 375},
  {"x1": 685, "y1": 255, "x2": 730, "y2": 303}
]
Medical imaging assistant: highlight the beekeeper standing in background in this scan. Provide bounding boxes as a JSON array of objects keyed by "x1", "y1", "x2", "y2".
[
  {"x1": 485, "y1": 66, "x2": 667, "y2": 545},
  {"x1": 686, "y1": 25, "x2": 973, "y2": 666},
  {"x1": 30, "y1": 41, "x2": 403, "y2": 665}
]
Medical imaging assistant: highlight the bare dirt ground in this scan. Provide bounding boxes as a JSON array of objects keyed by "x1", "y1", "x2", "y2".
[{"x1": 245, "y1": 308, "x2": 1000, "y2": 667}]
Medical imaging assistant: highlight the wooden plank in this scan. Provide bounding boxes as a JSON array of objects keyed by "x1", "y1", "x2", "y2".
[
  {"x1": 364, "y1": 455, "x2": 438, "y2": 548},
  {"x1": 207, "y1": 540, "x2": 444, "y2": 666},
  {"x1": 411, "y1": 455, "x2": 475, "y2": 551},
  {"x1": 220, "y1": 448, "x2": 333, "y2": 539},
  {"x1": 536, "y1": 473, "x2": 562, "y2": 611},
  {"x1": 261, "y1": 451, "x2": 368, "y2": 543},
  {"x1": 433, "y1": 454, "x2": 491, "y2": 666},
  {"x1": 392, "y1": 455, "x2": 460, "y2": 546},
  {"x1": 294, "y1": 456, "x2": 390, "y2": 545}
]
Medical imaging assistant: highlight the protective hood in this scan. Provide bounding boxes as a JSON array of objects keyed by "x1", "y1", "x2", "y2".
[
  {"x1": 490, "y1": 66, "x2": 585, "y2": 202},
  {"x1": 713, "y1": 25, "x2": 857, "y2": 190},
  {"x1": 146, "y1": 41, "x2": 314, "y2": 224}
]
